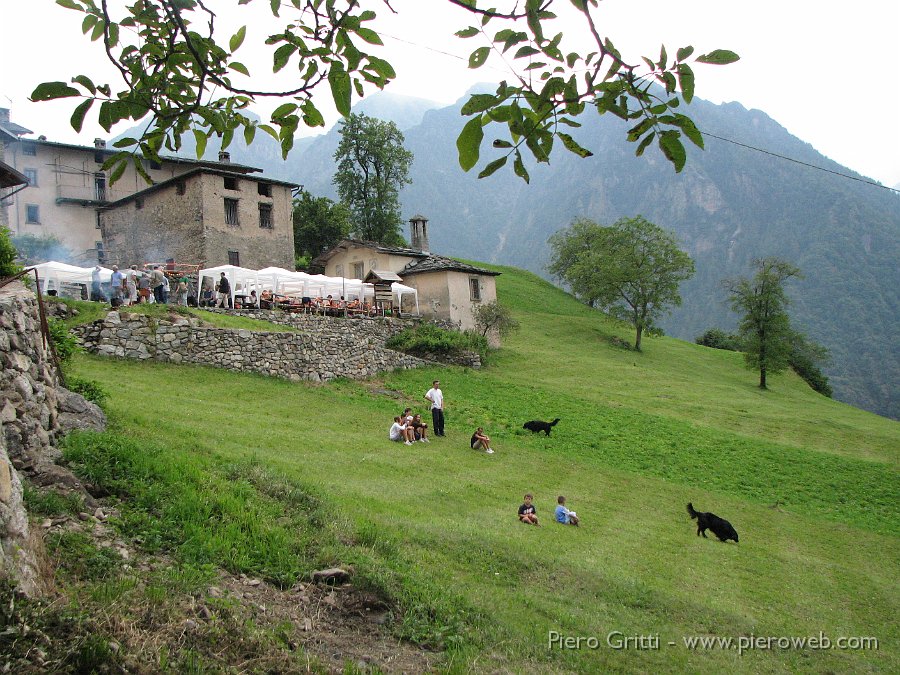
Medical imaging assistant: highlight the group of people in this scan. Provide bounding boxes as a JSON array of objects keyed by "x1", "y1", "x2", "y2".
[
  {"x1": 389, "y1": 408, "x2": 431, "y2": 445},
  {"x1": 518, "y1": 493, "x2": 580, "y2": 527},
  {"x1": 94, "y1": 264, "x2": 190, "y2": 307}
]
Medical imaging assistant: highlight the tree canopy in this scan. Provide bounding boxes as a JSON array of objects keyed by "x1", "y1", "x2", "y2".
[
  {"x1": 724, "y1": 257, "x2": 801, "y2": 390},
  {"x1": 292, "y1": 189, "x2": 352, "y2": 266},
  {"x1": 35, "y1": 0, "x2": 738, "y2": 184},
  {"x1": 333, "y1": 113, "x2": 412, "y2": 245},
  {"x1": 548, "y1": 215, "x2": 695, "y2": 351}
]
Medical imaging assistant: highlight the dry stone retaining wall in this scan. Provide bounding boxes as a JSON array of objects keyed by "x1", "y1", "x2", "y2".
[{"x1": 73, "y1": 311, "x2": 451, "y2": 382}]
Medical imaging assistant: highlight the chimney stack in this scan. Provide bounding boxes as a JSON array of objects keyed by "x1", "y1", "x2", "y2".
[
  {"x1": 0, "y1": 108, "x2": 9, "y2": 125},
  {"x1": 409, "y1": 215, "x2": 430, "y2": 253},
  {"x1": 94, "y1": 138, "x2": 106, "y2": 148},
  {"x1": 218, "y1": 151, "x2": 231, "y2": 163}
]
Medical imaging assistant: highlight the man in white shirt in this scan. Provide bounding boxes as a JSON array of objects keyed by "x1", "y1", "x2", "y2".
[
  {"x1": 389, "y1": 416, "x2": 413, "y2": 445},
  {"x1": 424, "y1": 380, "x2": 445, "y2": 437}
]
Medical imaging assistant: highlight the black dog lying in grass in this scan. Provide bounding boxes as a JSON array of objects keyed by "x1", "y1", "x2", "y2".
[
  {"x1": 522, "y1": 418, "x2": 560, "y2": 435},
  {"x1": 687, "y1": 503, "x2": 739, "y2": 542}
]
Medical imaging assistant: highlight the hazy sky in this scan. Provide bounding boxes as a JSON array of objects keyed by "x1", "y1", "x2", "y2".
[{"x1": 2, "y1": 0, "x2": 898, "y2": 187}]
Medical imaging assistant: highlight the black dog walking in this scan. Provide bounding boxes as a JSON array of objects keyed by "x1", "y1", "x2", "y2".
[
  {"x1": 523, "y1": 418, "x2": 560, "y2": 435},
  {"x1": 687, "y1": 503, "x2": 739, "y2": 542}
]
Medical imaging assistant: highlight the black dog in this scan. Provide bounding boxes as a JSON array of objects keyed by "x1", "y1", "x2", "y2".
[
  {"x1": 522, "y1": 418, "x2": 560, "y2": 436},
  {"x1": 687, "y1": 503, "x2": 739, "y2": 542}
]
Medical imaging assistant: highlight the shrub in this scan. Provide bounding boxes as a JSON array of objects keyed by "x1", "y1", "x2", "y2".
[
  {"x1": 65, "y1": 376, "x2": 109, "y2": 405},
  {"x1": 386, "y1": 323, "x2": 487, "y2": 358},
  {"x1": 0, "y1": 227, "x2": 22, "y2": 279},
  {"x1": 695, "y1": 328, "x2": 742, "y2": 351},
  {"x1": 47, "y1": 317, "x2": 81, "y2": 362}
]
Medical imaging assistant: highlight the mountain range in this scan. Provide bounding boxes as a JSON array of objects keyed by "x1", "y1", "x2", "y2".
[{"x1": 159, "y1": 90, "x2": 900, "y2": 420}]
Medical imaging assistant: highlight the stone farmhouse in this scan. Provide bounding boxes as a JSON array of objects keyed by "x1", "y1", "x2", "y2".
[
  {"x1": 312, "y1": 215, "x2": 499, "y2": 332},
  {"x1": 0, "y1": 108, "x2": 296, "y2": 268}
]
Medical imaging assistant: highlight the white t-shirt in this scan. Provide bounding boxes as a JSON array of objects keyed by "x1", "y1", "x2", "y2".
[
  {"x1": 389, "y1": 422, "x2": 407, "y2": 441},
  {"x1": 425, "y1": 387, "x2": 443, "y2": 409}
]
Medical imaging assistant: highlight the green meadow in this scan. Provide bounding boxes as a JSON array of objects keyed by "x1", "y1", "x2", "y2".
[{"x1": 58, "y1": 266, "x2": 898, "y2": 673}]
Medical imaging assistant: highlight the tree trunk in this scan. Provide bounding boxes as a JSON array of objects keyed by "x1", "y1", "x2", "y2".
[
  {"x1": 634, "y1": 323, "x2": 642, "y2": 351},
  {"x1": 759, "y1": 366, "x2": 767, "y2": 389}
]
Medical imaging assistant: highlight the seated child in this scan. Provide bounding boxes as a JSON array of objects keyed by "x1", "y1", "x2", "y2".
[
  {"x1": 554, "y1": 495, "x2": 579, "y2": 526},
  {"x1": 518, "y1": 493, "x2": 539, "y2": 525},
  {"x1": 411, "y1": 413, "x2": 429, "y2": 442},
  {"x1": 471, "y1": 427, "x2": 493, "y2": 454}
]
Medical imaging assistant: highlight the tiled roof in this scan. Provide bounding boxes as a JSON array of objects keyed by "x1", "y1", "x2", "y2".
[{"x1": 400, "y1": 254, "x2": 500, "y2": 277}]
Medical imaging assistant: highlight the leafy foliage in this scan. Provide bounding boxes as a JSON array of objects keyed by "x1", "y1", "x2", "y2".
[
  {"x1": 724, "y1": 257, "x2": 801, "y2": 389},
  {"x1": 788, "y1": 332, "x2": 832, "y2": 397},
  {"x1": 65, "y1": 375, "x2": 109, "y2": 405},
  {"x1": 695, "y1": 328, "x2": 742, "y2": 352},
  {"x1": 292, "y1": 188, "x2": 352, "y2": 261},
  {"x1": 36, "y1": 0, "x2": 737, "y2": 183},
  {"x1": 472, "y1": 300, "x2": 520, "y2": 338},
  {"x1": 385, "y1": 323, "x2": 487, "y2": 358},
  {"x1": 47, "y1": 317, "x2": 81, "y2": 362},
  {"x1": 333, "y1": 113, "x2": 413, "y2": 245},
  {"x1": 10, "y1": 233, "x2": 72, "y2": 266},
  {"x1": 548, "y1": 216, "x2": 694, "y2": 350},
  {"x1": 0, "y1": 227, "x2": 22, "y2": 279}
]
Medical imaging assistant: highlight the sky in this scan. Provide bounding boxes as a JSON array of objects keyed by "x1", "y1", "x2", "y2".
[{"x1": 1, "y1": 0, "x2": 898, "y2": 188}]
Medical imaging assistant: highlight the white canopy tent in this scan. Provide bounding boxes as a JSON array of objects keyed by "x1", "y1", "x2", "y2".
[
  {"x1": 27, "y1": 261, "x2": 113, "y2": 296},
  {"x1": 391, "y1": 282, "x2": 419, "y2": 315},
  {"x1": 196, "y1": 264, "x2": 260, "y2": 305}
]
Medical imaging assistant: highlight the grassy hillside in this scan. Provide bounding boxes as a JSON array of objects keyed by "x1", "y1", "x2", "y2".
[{"x1": 56, "y1": 266, "x2": 898, "y2": 673}]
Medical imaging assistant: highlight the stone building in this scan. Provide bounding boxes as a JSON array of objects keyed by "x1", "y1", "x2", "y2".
[
  {"x1": 0, "y1": 108, "x2": 295, "y2": 267},
  {"x1": 99, "y1": 167, "x2": 296, "y2": 269},
  {"x1": 312, "y1": 215, "x2": 499, "y2": 332}
]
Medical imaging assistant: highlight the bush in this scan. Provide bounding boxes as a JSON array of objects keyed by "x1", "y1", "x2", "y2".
[
  {"x1": 65, "y1": 376, "x2": 109, "y2": 405},
  {"x1": 386, "y1": 323, "x2": 487, "y2": 358},
  {"x1": 695, "y1": 328, "x2": 742, "y2": 351},
  {"x1": 47, "y1": 317, "x2": 80, "y2": 362},
  {"x1": 0, "y1": 227, "x2": 22, "y2": 279}
]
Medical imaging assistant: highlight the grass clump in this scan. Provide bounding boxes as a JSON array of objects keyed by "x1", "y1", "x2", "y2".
[
  {"x1": 386, "y1": 322, "x2": 487, "y2": 358},
  {"x1": 64, "y1": 375, "x2": 108, "y2": 405},
  {"x1": 23, "y1": 485, "x2": 83, "y2": 516}
]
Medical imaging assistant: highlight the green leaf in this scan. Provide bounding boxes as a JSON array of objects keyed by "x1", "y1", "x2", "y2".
[
  {"x1": 193, "y1": 129, "x2": 208, "y2": 159},
  {"x1": 356, "y1": 27, "x2": 383, "y2": 45},
  {"x1": 676, "y1": 64, "x2": 694, "y2": 103},
  {"x1": 244, "y1": 124, "x2": 256, "y2": 146},
  {"x1": 81, "y1": 14, "x2": 96, "y2": 35},
  {"x1": 258, "y1": 124, "x2": 279, "y2": 141},
  {"x1": 329, "y1": 64, "x2": 352, "y2": 117},
  {"x1": 108, "y1": 157, "x2": 127, "y2": 185},
  {"x1": 513, "y1": 151, "x2": 530, "y2": 183},
  {"x1": 468, "y1": 47, "x2": 490, "y2": 69},
  {"x1": 271, "y1": 103, "x2": 298, "y2": 119},
  {"x1": 635, "y1": 131, "x2": 655, "y2": 157},
  {"x1": 273, "y1": 43, "x2": 295, "y2": 72},
  {"x1": 455, "y1": 27, "x2": 479, "y2": 38},
  {"x1": 460, "y1": 94, "x2": 497, "y2": 116},
  {"x1": 676, "y1": 45, "x2": 694, "y2": 62},
  {"x1": 270, "y1": 0, "x2": 281, "y2": 17},
  {"x1": 71, "y1": 75, "x2": 96, "y2": 95},
  {"x1": 31, "y1": 81, "x2": 80, "y2": 101},
  {"x1": 230, "y1": 26, "x2": 247, "y2": 52},
  {"x1": 492, "y1": 139, "x2": 513, "y2": 148},
  {"x1": 90, "y1": 19, "x2": 105, "y2": 42},
  {"x1": 558, "y1": 133, "x2": 593, "y2": 158},
  {"x1": 658, "y1": 131, "x2": 686, "y2": 172},
  {"x1": 696, "y1": 49, "x2": 740, "y2": 65},
  {"x1": 112, "y1": 137, "x2": 138, "y2": 148},
  {"x1": 673, "y1": 114, "x2": 704, "y2": 149},
  {"x1": 514, "y1": 45, "x2": 541, "y2": 59},
  {"x1": 56, "y1": 0, "x2": 83, "y2": 10},
  {"x1": 69, "y1": 98, "x2": 94, "y2": 132},
  {"x1": 477, "y1": 156, "x2": 508, "y2": 179},
  {"x1": 229, "y1": 61, "x2": 250, "y2": 77},
  {"x1": 457, "y1": 115, "x2": 484, "y2": 171},
  {"x1": 107, "y1": 22, "x2": 119, "y2": 47}
]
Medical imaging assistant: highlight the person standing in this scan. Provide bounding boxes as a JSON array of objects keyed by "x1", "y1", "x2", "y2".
[
  {"x1": 216, "y1": 272, "x2": 231, "y2": 308},
  {"x1": 126, "y1": 265, "x2": 138, "y2": 305},
  {"x1": 90, "y1": 265, "x2": 105, "y2": 302},
  {"x1": 110, "y1": 265, "x2": 126, "y2": 305},
  {"x1": 151, "y1": 265, "x2": 166, "y2": 304},
  {"x1": 424, "y1": 379, "x2": 445, "y2": 437}
]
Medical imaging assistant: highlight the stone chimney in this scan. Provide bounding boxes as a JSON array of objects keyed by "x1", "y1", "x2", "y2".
[
  {"x1": 409, "y1": 214, "x2": 430, "y2": 253},
  {"x1": 218, "y1": 151, "x2": 231, "y2": 163},
  {"x1": 94, "y1": 138, "x2": 106, "y2": 148},
  {"x1": 0, "y1": 108, "x2": 9, "y2": 125}
]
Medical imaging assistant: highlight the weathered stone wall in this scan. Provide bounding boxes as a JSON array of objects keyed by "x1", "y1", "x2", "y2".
[
  {"x1": 0, "y1": 282, "x2": 105, "y2": 594},
  {"x1": 73, "y1": 311, "x2": 448, "y2": 381}
]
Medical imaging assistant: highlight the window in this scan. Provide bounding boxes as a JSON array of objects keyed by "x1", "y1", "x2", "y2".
[
  {"x1": 94, "y1": 173, "x2": 107, "y2": 201},
  {"x1": 21, "y1": 142, "x2": 36, "y2": 156},
  {"x1": 258, "y1": 203, "x2": 273, "y2": 229},
  {"x1": 176, "y1": 180, "x2": 186, "y2": 195},
  {"x1": 26, "y1": 204, "x2": 40, "y2": 224},
  {"x1": 224, "y1": 176, "x2": 239, "y2": 191},
  {"x1": 228, "y1": 250, "x2": 240, "y2": 266},
  {"x1": 335, "y1": 264, "x2": 344, "y2": 277},
  {"x1": 257, "y1": 182, "x2": 272, "y2": 197},
  {"x1": 94, "y1": 149, "x2": 104, "y2": 164},
  {"x1": 469, "y1": 277, "x2": 481, "y2": 301},
  {"x1": 352, "y1": 262, "x2": 364, "y2": 279},
  {"x1": 149, "y1": 159, "x2": 162, "y2": 171},
  {"x1": 95, "y1": 241, "x2": 105, "y2": 263},
  {"x1": 224, "y1": 198, "x2": 239, "y2": 225},
  {"x1": 96, "y1": 212, "x2": 102, "y2": 230},
  {"x1": 24, "y1": 169, "x2": 37, "y2": 186}
]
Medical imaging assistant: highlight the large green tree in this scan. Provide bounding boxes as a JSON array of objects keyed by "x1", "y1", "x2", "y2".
[
  {"x1": 333, "y1": 113, "x2": 412, "y2": 245},
  {"x1": 292, "y1": 189, "x2": 352, "y2": 265},
  {"x1": 548, "y1": 215, "x2": 694, "y2": 351},
  {"x1": 724, "y1": 257, "x2": 801, "y2": 390},
  {"x1": 34, "y1": 1, "x2": 737, "y2": 184}
]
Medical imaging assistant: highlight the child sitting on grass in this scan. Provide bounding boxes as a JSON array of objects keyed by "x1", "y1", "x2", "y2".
[
  {"x1": 555, "y1": 495, "x2": 579, "y2": 526},
  {"x1": 518, "y1": 493, "x2": 539, "y2": 526}
]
